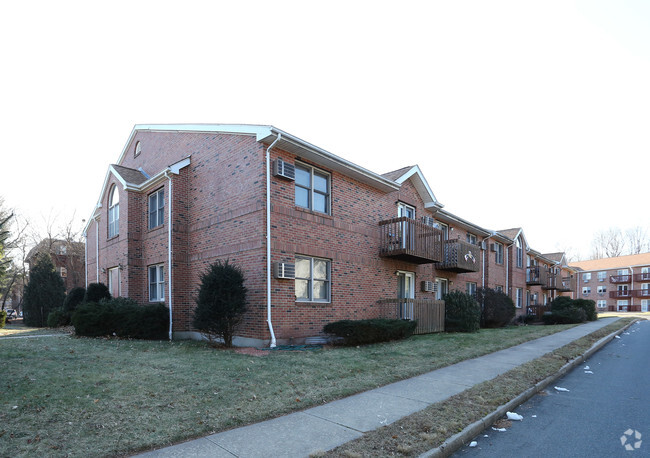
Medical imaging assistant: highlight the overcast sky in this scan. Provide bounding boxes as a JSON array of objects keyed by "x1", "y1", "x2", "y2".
[{"x1": 1, "y1": 0, "x2": 649, "y2": 260}]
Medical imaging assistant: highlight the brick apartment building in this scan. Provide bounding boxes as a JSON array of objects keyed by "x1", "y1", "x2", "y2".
[
  {"x1": 571, "y1": 253, "x2": 650, "y2": 312},
  {"x1": 84, "y1": 124, "x2": 576, "y2": 346},
  {"x1": 26, "y1": 238, "x2": 85, "y2": 292}
]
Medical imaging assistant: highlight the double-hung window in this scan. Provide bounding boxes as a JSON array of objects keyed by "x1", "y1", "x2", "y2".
[
  {"x1": 295, "y1": 256, "x2": 331, "y2": 302},
  {"x1": 515, "y1": 288, "x2": 523, "y2": 308},
  {"x1": 495, "y1": 242, "x2": 504, "y2": 264},
  {"x1": 148, "y1": 188, "x2": 164, "y2": 229},
  {"x1": 149, "y1": 264, "x2": 165, "y2": 302},
  {"x1": 295, "y1": 164, "x2": 330, "y2": 214},
  {"x1": 466, "y1": 282, "x2": 477, "y2": 297}
]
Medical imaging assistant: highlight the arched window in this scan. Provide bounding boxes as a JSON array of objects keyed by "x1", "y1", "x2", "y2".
[
  {"x1": 108, "y1": 185, "x2": 119, "y2": 238},
  {"x1": 515, "y1": 237, "x2": 523, "y2": 268},
  {"x1": 134, "y1": 141, "x2": 142, "y2": 157}
]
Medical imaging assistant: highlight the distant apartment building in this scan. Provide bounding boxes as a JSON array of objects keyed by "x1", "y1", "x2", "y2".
[
  {"x1": 571, "y1": 253, "x2": 650, "y2": 312},
  {"x1": 26, "y1": 238, "x2": 85, "y2": 292},
  {"x1": 84, "y1": 124, "x2": 577, "y2": 346}
]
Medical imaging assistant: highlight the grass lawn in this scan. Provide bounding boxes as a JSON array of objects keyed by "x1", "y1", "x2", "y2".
[{"x1": 0, "y1": 321, "x2": 614, "y2": 457}]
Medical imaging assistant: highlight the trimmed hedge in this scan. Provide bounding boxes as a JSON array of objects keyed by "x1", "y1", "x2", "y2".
[
  {"x1": 444, "y1": 290, "x2": 480, "y2": 333},
  {"x1": 47, "y1": 308, "x2": 68, "y2": 327},
  {"x1": 543, "y1": 296, "x2": 597, "y2": 325},
  {"x1": 84, "y1": 283, "x2": 111, "y2": 303},
  {"x1": 72, "y1": 298, "x2": 169, "y2": 340},
  {"x1": 323, "y1": 318, "x2": 417, "y2": 346},
  {"x1": 478, "y1": 288, "x2": 516, "y2": 328},
  {"x1": 542, "y1": 307, "x2": 586, "y2": 325}
]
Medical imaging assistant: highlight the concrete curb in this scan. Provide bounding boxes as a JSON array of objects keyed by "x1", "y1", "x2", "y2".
[{"x1": 420, "y1": 319, "x2": 639, "y2": 458}]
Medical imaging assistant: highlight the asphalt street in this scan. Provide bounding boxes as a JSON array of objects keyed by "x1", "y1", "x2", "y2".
[{"x1": 454, "y1": 319, "x2": 650, "y2": 457}]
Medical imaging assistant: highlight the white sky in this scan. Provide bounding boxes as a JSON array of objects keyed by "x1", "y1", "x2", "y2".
[{"x1": 1, "y1": 0, "x2": 649, "y2": 260}]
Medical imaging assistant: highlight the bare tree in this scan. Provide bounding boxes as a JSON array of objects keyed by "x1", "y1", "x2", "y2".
[
  {"x1": 626, "y1": 226, "x2": 650, "y2": 255},
  {"x1": 590, "y1": 227, "x2": 627, "y2": 259}
]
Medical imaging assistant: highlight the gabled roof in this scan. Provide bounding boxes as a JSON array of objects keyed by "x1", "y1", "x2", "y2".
[
  {"x1": 111, "y1": 165, "x2": 148, "y2": 186},
  {"x1": 570, "y1": 252, "x2": 650, "y2": 272},
  {"x1": 381, "y1": 165, "x2": 443, "y2": 209}
]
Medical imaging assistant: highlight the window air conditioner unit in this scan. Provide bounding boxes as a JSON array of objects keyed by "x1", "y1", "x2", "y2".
[
  {"x1": 421, "y1": 281, "x2": 437, "y2": 293},
  {"x1": 273, "y1": 159, "x2": 295, "y2": 181},
  {"x1": 490, "y1": 243, "x2": 498, "y2": 252},
  {"x1": 421, "y1": 216, "x2": 437, "y2": 227},
  {"x1": 273, "y1": 262, "x2": 295, "y2": 279}
]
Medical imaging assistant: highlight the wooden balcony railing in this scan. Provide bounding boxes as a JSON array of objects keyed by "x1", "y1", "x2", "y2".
[
  {"x1": 526, "y1": 304, "x2": 550, "y2": 321},
  {"x1": 526, "y1": 266, "x2": 548, "y2": 286},
  {"x1": 610, "y1": 275, "x2": 632, "y2": 284},
  {"x1": 558, "y1": 276, "x2": 576, "y2": 292},
  {"x1": 435, "y1": 240, "x2": 481, "y2": 273},
  {"x1": 542, "y1": 271, "x2": 559, "y2": 290},
  {"x1": 632, "y1": 289, "x2": 650, "y2": 298},
  {"x1": 609, "y1": 290, "x2": 632, "y2": 298},
  {"x1": 378, "y1": 217, "x2": 443, "y2": 264},
  {"x1": 634, "y1": 273, "x2": 650, "y2": 282},
  {"x1": 377, "y1": 298, "x2": 445, "y2": 334}
]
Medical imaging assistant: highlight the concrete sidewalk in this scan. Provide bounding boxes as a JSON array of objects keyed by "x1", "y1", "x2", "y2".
[{"x1": 138, "y1": 317, "x2": 618, "y2": 458}]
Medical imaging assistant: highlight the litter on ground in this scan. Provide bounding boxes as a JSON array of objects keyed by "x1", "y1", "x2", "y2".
[
  {"x1": 469, "y1": 441, "x2": 478, "y2": 447},
  {"x1": 584, "y1": 370, "x2": 594, "y2": 374},
  {"x1": 554, "y1": 386, "x2": 570, "y2": 392},
  {"x1": 506, "y1": 412, "x2": 523, "y2": 421}
]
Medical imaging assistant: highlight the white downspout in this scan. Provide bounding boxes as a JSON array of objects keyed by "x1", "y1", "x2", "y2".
[
  {"x1": 165, "y1": 171, "x2": 173, "y2": 341},
  {"x1": 266, "y1": 134, "x2": 281, "y2": 348},
  {"x1": 95, "y1": 217, "x2": 100, "y2": 281},
  {"x1": 481, "y1": 232, "x2": 495, "y2": 289},
  {"x1": 83, "y1": 230, "x2": 88, "y2": 288}
]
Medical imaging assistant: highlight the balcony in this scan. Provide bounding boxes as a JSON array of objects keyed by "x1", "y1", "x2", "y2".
[
  {"x1": 632, "y1": 289, "x2": 650, "y2": 298},
  {"x1": 557, "y1": 276, "x2": 576, "y2": 292},
  {"x1": 526, "y1": 266, "x2": 548, "y2": 286},
  {"x1": 634, "y1": 273, "x2": 650, "y2": 282},
  {"x1": 542, "y1": 272, "x2": 559, "y2": 290},
  {"x1": 609, "y1": 290, "x2": 632, "y2": 299},
  {"x1": 435, "y1": 239, "x2": 481, "y2": 273},
  {"x1": 379, "y1": 217, "x2": 443, "y2": 264},
  {"x1": 610, "y1": 275, "x2": 632, "y2": 284}
]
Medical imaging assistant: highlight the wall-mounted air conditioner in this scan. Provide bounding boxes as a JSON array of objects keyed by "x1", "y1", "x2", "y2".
[
  {"x1": 273, "y1": 159, "x2": 296, "y2": 180},
  {"x1": 273, "y1": 262, "x2": 295, "y2": 279}
]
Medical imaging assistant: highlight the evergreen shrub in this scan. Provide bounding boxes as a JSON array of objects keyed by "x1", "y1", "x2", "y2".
[
  {"x1": 323, "y1": 318, "x2": 417, "y2": 345},
  {"x1": 84, "y1": 283, "x2": 111, "y2": 303},
  {"x1": 23, "y1": 254, "x2": 66, "y2": 327},
  {"x1": 444, "y1": 290, "x2": 480, "y2": 333},
  {"x1": 477, "y1": 287, "x2": 516, "y2": 328}
]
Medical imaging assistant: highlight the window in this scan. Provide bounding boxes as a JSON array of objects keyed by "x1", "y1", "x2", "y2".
[
  {"x1": 108, "y1": 267, "x2": 120, "y2": 298},
  {"x1": 466, "y1": 233, "x2": 477, "y2": 245},
  {"x1": 60, "y1": 267, "x2": 67, "y2": 278},
  {"x1": 295, "y1": 256, "x2": 331, "y2": 302},
  {"x1": 515, "y1": 288, "x2": 523, "y2": 308},
  {"x1": 148, "y1": 264, "x2": 165, "y2": 302},
  {"x1": 58, "y1": 245, "x2": 67, "y2": 255},
  {"x1": 597, "y1": 300, "x2": 607, "y2": 309},
  {"x1": 526, "y1": 290, "x2": 531, "y2": 306},
  {"x1": 435, "y1": 278, "x2": 448, "y2": 300},
  {"x1": 108, "y1": 185, "x2": 120, "y2": 238},
  {"x1": 295, "y1": 164, "x2": 330, "y2": 214},
  {"x1": 439, "y1": 223, "x2": 449, "y2": 241},
  {"x1": 466, "y1": 282, "x2": 477, "y2": 296},
  {"x1": 515, "y1": 238, "x2": 523, "y2": 268},
  {"x1": 598, "y1": 271, "x2": 606, "y2": 282},
  {"x1": 495, "y1": 242, "x2": 504, "y2": 264},
  {"x1": 582, "y1": 286, "x2": 591, "y2": 295},
  {"x1": 597, "y1": 286, "x2": 607, "y2": 294},
  {"x1": 134, "y1": 141, "x2": 142, "y2": 157},
  {"x1": 148, "y1": 188, "x2": 164, "y2": 229},
  {"x1": 582, "y1": 272, "x2": 591, "y2": 282}
]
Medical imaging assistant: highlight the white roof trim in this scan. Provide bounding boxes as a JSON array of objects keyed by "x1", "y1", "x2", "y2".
[{"x1": 391, "y1": 165, "x2": 442, "y2": 208}]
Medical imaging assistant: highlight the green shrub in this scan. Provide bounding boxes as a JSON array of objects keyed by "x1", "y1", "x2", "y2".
[
  {"x1": 0, "y1": 310, "x2": 6, "y2": 328},
  {"x1": 47, "y1": 308, "x2": 68, "y2": 327},
  {"x1": 573, "y1": 298, "x2": 598, "y2": 321},
  {"x1": 550, "y1": 296, "x2": 574, "y2": 312},
  {"x1": 323, "y1": 318, "x2": 417, "y2": 345},
  {"x1": 72, "y1": 298, "x2": 168, "y2": 339},
  {"x1": 23, "y1": 254, "x2": 66, "y2": 327},
  {"x1": 84, "y1": 282, "x2": 111, "y2": 303},
  {"x1": 477, "y1": 288, "x2": 516, "y2": 328},
  {"x1": 444, "y1": 290, "x2": 480, "y2": 333},
  {"x1": 542, "y1": 307, "x2": 586, "y2": 325},
  {"x1": 64, "y1": 286, "x2": 86, "y2": 316},
  {"x1": 193, "y1": 260, "x2": 247, "y2": 347}
]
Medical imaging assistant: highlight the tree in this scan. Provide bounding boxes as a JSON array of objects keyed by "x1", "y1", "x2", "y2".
[
  {"x1": 626, "y1": 226, "x2": 650, "y2": 255},
  {"x1": 590, "y1": 227, "x2": 626, "y2": 259},
  {"x1": 23, "y1": 253, "x2": 66, "y2": 327},
  {"x1": 193, "y1": 260, "x2": 247, "y2": 347},
  {"x1": 0, "y1": 206, "x2": 12, "y2": 285}
]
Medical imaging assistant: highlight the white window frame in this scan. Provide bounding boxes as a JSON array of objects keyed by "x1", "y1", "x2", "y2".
[
  {"x1": 597, "y1": 300, "x2": 607, "y2": 309},
  {"x1": 148, "y1": 188, "x2": 165, "y2": 229},
  {"x1": 597, "y1": 271, "x2": 606, "y2": 282},
  {"x1": 108, "y1": 266, "x2": 120, "y2": 298},
  {"x1": 515, "y1": 238, "x2": 523, "y2": 268},
  {"x1": 295, "y1": 256, "x2": 331, "y2": 303},
  {"x1": 148, "y1": 264, "x2": 165, "y2": 302},
  {"x1": 515, "y1": 288, "x2": 523, "y2": 308},
  {"x1": 466, "y1": 282, "x2": 477, "y2": 296},
  {"x1": 466, "y1": 233, "x2": 477, "y2": 245},
  {"x1": 583, "y1": 272, "x2": 591, "y2": 282},
  {"x1": 582, "y1": 286, "x2": 591, "y2": 295},
  {"x1": 60, "y1": 267, "x2": 67, "y2": 278},
  {"x1": 495, "y1": 242, "x2": 504, "y2": 264},
  {"x1": 294, "y1": 163, "x2": 331, "y2": 214},
  {"x1": 108, "y1": 185, "x2": 120, "y2": 238}
]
